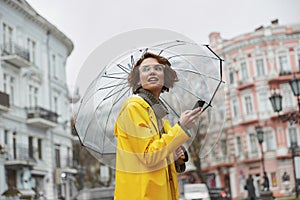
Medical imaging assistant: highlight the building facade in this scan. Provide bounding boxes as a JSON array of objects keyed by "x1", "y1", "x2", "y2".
[
  {"x1": 0, "y1": 0, "x2": 76, "y2": 199},
  {"x1": 201, "y1": 20, "x2": 300, "y2": 199}
]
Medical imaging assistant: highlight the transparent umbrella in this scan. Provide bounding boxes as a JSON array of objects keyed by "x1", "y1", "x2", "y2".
[{"x1": 74, "y1": 28, "x2": 224, "y2": 168}]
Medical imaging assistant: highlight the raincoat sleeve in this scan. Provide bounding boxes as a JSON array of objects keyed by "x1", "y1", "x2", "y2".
[{"x1": 114, "y1": 99, "x2": 190, "y2": 168}]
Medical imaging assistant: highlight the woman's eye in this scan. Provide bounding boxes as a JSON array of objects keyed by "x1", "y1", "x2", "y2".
[{"x1": 154, "y1": 65, "x2": 163, "y2": 71}]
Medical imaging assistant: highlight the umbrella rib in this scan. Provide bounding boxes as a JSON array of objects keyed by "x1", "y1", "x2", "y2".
[
  {"x1": 207, "y1": 81, "x2": 223, "y2": 106},
  {"x1": 96, "y1": 81, "x2": 127, "y2": 91},
  {"x1": 117, "y1": 63, "x2": 131, "y2": 73},
  {"x1": 79, "y1": 79, "x2": 127, "y2": 110},
  {"x1": 175, "y1": 68, "x2": 225, "y2": 83},
  {"x1": 130, "y1": 55, "x2": 135, "y2": 68},
  {"x1": 103, "y1": 74, "x2": 127, "y2": 80},
  {"x1": 81, "y1": 85, "x2": 127, "y2": 155},
  {"x1": 103, "y1": 86, "x2": 129, "y2": 101},
  {"x1": 175, "y1": 84, "x2": 204, "y2": 99},
  {"x1": 101, "y1": 87, "x2": 130, "y2": 154},
  {"x1": 204, "y1": 45, "x2": 224, "y2": 61},
  {"x1": 168, "y1": 53, "x2": 220, "y2": 61},
  {"x1": 159, "y1": 97, "x2": 180, "y2": 118},
  {"x1": 157, "y1": 42, "x2": 186, "y2": 55}
]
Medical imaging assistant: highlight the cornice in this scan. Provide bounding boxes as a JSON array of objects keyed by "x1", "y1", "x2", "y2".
[
  {"x1": 219, "y1": 33, "x2": 300, "y2": 55},
  {"x1": 3, "y1": 0, "x2": 74, "y2": 56}
]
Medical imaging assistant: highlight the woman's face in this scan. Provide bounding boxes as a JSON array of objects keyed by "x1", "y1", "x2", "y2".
[{"x1": 138, "y1": 57, "x2": 165, "y2": 97}]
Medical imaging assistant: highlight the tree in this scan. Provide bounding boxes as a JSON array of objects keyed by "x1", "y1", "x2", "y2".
[{"x1": 188, "y1": 115, "x2": 208, "y2": 184}]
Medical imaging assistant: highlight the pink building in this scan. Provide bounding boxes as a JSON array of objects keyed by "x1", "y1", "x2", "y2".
[{"x1": 201, "y1": 20, "x2": 300, "y2": 199}]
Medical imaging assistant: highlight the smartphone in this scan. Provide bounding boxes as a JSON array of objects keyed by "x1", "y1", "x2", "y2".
[{"x1": 193, "y1": 100, "x2": 205, "y2": 109}]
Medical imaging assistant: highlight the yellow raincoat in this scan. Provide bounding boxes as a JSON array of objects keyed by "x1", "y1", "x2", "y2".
[{"x1": 114, "y1": 95, "x2": 190, "y2": 200}]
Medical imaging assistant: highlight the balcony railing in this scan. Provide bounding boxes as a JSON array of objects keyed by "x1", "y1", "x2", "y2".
[
  {"x1": 26, "y1": 106, "x2": 58, "y2": 123},
  {"x1": 5, "y1": 146, "x2": 37, "y2": 167},
  {"x1": 1, "y1": 42, "x2": 31, "y2": 67},
  {"x1": 2, "y1": 42, "x2": 30, "y2": 61},
  {"x1": 0, "y1": 91, "x2": 9, "y2": 111}
]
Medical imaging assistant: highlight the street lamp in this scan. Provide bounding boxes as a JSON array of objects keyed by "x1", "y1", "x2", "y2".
[
  {"x1": 269, "y1": 75, "x2": 300, "y2": 198},
  {"x1": 255, "y1": 125, "x2": 266, "y2": 174},
  {"x1": 269, "y1": 75, "x2": 300, "y2": 124}
]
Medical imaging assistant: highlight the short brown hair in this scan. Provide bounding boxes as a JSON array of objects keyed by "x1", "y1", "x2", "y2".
[{"x1": 128, "y1": 52, "x2": 178, "y2": 93}]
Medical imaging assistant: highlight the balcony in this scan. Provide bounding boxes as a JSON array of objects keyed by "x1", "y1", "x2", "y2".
[
  {"x1": 0, "y1": 91, "x2": 9, "y2": 111},
  {"x1": 236, "y1": 77, "x2": 254, "y2": 90},
  {"x1": 5, "y1": 146, "x2": 37, "y2": 168},
  {"x1": 1, "y1": 42, "x2": 31, "y2": 67},
  {"x1": 212, "y1": 155, "x2": 234, "y2": 167},
  {"x1": 26, "y1": 106, "x2": 58, "y2": 128},
  {"x1": 268, "y1": 71, "x2": 297, "y2": 85}
]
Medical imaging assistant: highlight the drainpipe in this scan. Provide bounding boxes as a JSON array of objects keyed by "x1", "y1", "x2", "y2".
[{"x1": 47, "y1": 29, "x2": 56, "y2": 199}]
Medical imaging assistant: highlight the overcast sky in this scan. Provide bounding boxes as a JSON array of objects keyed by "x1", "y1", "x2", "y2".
[{"x1": 26, "y1": 0, "x2": 300, "y2": 91}]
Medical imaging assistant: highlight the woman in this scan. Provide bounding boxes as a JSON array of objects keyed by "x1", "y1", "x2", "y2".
[{"x1": 114, "y1": 52, "x2": 202, "y2": 200}]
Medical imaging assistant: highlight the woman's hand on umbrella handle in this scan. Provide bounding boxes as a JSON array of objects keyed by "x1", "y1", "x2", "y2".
[
  {"x1": 175, "y1": 147, "x2": 186, "y2": 165},
  {"x1": 178, "y1": 107, "x2": 202, "y2": 129}
]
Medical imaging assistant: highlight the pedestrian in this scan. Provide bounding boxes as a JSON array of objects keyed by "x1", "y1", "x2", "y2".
[
  {"x1": 282, "y1": 171, "x2": 290, "y2": 182},
  {"x1": 246, "y1": 174, "x2": 256, "y2": 200},
  {"x1": 113, "y1": 52, "x2": 202, "y2": 200},
  {"x1": 262, "y1": 171, "x2": 270, "y2": 191}
]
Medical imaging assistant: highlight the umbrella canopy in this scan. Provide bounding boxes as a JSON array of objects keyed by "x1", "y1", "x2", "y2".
[{"x1": 74, "y1": 28, "x2": 224, "y2": 167}]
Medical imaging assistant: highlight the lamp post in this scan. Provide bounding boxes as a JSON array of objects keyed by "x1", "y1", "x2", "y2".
[
  {"x1": 269, "y1": 75, "x2": 300, "y2": 198},
  {"x1": 255, "y1": 125, "x2": 266, "y2": 173},
  {"x1": 255, "y1": 125, "x2": 274, "y2": 200},
  {"x1": 290, "y1": 141, "x2": 299, "y2": 199}
]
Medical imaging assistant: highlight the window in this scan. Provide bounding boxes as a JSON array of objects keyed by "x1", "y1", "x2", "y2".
[
  {"x1": 271, "y1": 172, "x2": 277, "y2": 187},
  {"x1": 29, "y1": 85, "x2": 39, "y2": 107},
  {"x1": 297, "y1": 50, "x2": 300, "y2": 72},
  {"x1": 3, "y1": 73, "x2": 15, "y2": 104},
  {"x1": 297, "y1": 51, "x2": 300, "y2": 72},
  {"x1": 278, "y1": 55, "x2": 290, "y2": 73},
  {"x1": 249, "y1": 133, "x2": 258, "y2": 154},
  {"x1": 52, "y1": 54, "x2": 57, "y2": 78},
  {"x1": 38, "y1": 139, "x2": 42, "y2": 160},
  {"x1": 255, "y1": 58, "x2": 265, "y2": 77},
  {"x1": 257, "y1": 92, "x2": 268, "y2": 112},
  {"x1": 221, "y1": 139, "x2": 227, "y2": 156},
  {"x1": 67, "y1": 147, "x2": 71, "y2": 167},
  {"x1": 288, "y1": 127, "x2": 298, "y2": 147},
  {"x1": 281, "y1": 84, "x2": 294, "y2": 110},
  {"x1": 228, "y1": 68, "x2": 235, "y2": 85},
  {"x1": 13, "y1": 132, "x2": 17, "y2": 159},
  {"x1": 240, "y1": 62, "x2": 249, "y2": 80},
  {"x1": 236, "y1": 136, "x2": 243, "y2": 157},
  {"x1": 244, "y1": 96, "x2": 253, "y2": 115},
  {"x1": 231, "y1": 99, "x2": 239, "y2": 118},
  {"x1": 55, "y1": 144, "x2": 61, "y2": 168},
  {"x1": 264, "y1": 130, "x2": 276, "y2": 151},
  {"x1": 29, "y1": 136, "x2": 33, "y2": 159},
  {"x1": 4, "y1": 130, "x2": 8, "y2": 144},
  {"x1": 2, "y1": 23, "x2": 13, "y2": 52},
  {"x1": 54, "y1": 96, "x2": 58, "y2": 113},
  {"x1": 211, "y1": 142, "x2": 216, "y2": 160},
  {"x1": 27, "y1": 38, "x2": 36, "y2": 64}
]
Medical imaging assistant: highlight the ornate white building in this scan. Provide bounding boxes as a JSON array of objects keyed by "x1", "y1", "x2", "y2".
[{"x1": 0, "y1": 0, "x2": 76, "y2": 199}]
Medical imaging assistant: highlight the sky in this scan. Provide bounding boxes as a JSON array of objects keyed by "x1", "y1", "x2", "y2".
[{"x1": 26, "y1": 0, "x2": 300, "y2": 93}]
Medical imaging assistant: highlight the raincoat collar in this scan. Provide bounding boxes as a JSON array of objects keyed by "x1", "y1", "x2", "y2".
[{"x1": 137, "y1": 88, "x2": 169, "y2": 120}]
